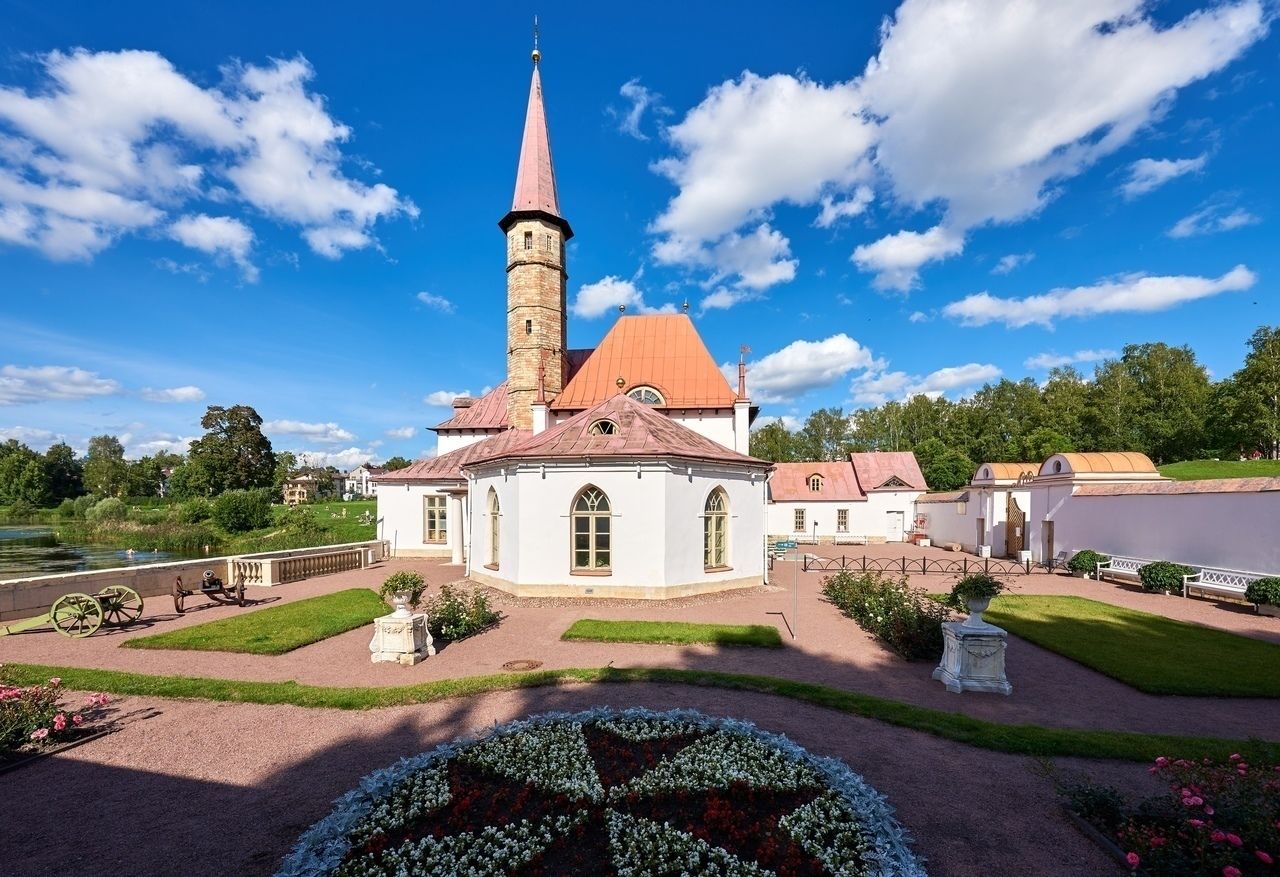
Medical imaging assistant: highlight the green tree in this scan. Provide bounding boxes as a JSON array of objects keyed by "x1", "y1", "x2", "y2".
[
  {"x1": 0, "y1": 441, "x2": 52, "y2": 507},
  {"x1": 125, "y1": 456, "x2": 167, "y2": 497},
  {"x1": 1037, "y1": 367, "x2": 1092, "y2": 450},
  {"x1": 272, "y1": 451, "x2": 299, "y2": 497},
  {"x1": 186, "y1": 405, "x2": 276, "y2": 494},
  {"x1": 1020, "y1": 427, "x2": 1074, "y2": 461},
  {"x1": 796, "y1": 408, "x2": 852, "y2": 461},
  {"x1": 923, "y1": 448, "x2": 975, "y2": 491},
  {"x1": 42, "y1": 442, "x2": 84, "y2": 502},
  {"x1": 83, "y1": 435, "x2": 128, "y2": 497},
  {"x1": 749, "y1": 421, "x2": 799, "y2": 462},
  {"x1": 1123, "y1": 342, "x2": 1212, "y2": 463},
  {"x1": 382, "y1": 455, "x2": 413, "y2": 471},
  {"x1": 1228, "y1": 326, "x2": 1280, "y2": 459}
]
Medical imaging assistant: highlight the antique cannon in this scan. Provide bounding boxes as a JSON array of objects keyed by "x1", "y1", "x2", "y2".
[
  {"x1": 0, "y1": 586, "x2": 145, "y2": 639},
  {"x1": 172, "y1": 570, "x2": 245, "y2": 614}
]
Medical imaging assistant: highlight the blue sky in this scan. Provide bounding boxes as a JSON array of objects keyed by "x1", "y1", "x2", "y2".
[{"x1": 1, "y1": 0, "x2": 1275, "y2": 466}]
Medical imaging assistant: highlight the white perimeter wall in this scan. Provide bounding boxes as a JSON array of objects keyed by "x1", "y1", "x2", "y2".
[
  {"x1": 920, "y1": 499, "x2": 974, "y2": 550},
  {"x1": 471, "y1": 460, "x2": 765, "y2": 592},
  {"x1": 436, "y1": 430, "x2": 499, "y2": 456},
  {"x1": 376, "y1": 483, "x2": 456, "y2": 556},
  {"x1": 766, "y1": 491, "x2": 921, "y2": 542},
  {"x1": 1027, "y1": 488, "x2": 1280, "y2": 573}
]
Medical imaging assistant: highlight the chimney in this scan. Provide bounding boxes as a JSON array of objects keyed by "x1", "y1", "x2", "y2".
[{"x1": 452, "y1": 396, "x2": 475, "y2": 411}]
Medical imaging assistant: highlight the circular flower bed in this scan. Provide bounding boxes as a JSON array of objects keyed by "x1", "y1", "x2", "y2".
[{"x1": 278, "y1": 708, "x2": 925, "y2": 876}]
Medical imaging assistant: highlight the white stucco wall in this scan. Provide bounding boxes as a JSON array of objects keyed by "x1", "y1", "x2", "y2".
[
  {"x1": 1027, "y1": 488, "x2": 1280, "y2": 573},
  {"x1": 919, "y1": 498, "x2": 975, "y2": 550},
  {"x1": 766, "y1": 491, "x2": 921, "y2": 542},
  {"x1": 436, "y1": 430, "x2": 500, "y2": 456},
  {"x1": 468, "y1": 459, "x2": 766, "y2": 596},
  {"x1": 375, "y1": 482, "x2": 458, "y2": 557}
]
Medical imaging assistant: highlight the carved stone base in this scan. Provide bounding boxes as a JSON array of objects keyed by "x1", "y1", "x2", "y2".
[
  {"x1": 370, "y1": 612, "x2": 435, "y2": 666},
  {"x1": 933, "y1": 622, "x2": 1012, "y2": 695}
]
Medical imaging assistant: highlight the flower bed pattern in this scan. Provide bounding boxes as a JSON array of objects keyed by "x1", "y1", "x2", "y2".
[{"x1": 278, "y1": 708, "x2": 925, "y2": 877}]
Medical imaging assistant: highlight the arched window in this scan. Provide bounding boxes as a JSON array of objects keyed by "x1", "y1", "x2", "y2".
[
  {"x1": 704, "y1": 488, "x2": 728, "y2": 569},
  {"x1": 588, "y1": 419, "x2": 618, "y2": 436},
  {"x1": 571, "y1": 486, "x2": 611, "y2": 571},
  {"x1": 627, "y1": 386, "x2": 664, "y2": 405},
  {"x1": 808, "y1": 473, "x2": 823, "y2": 492},
  {"x1": 487, "y1": 488, "x2": 500, "y2": 568}
]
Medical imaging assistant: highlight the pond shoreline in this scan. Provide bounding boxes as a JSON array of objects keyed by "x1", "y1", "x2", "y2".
[{"x1": 0, "y1": 525, "x2": 208, "y2": 580}]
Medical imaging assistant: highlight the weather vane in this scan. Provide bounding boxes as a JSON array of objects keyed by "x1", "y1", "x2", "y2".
[{"x1": 532, "y1": 15, "x2": 541, "y2": 65}]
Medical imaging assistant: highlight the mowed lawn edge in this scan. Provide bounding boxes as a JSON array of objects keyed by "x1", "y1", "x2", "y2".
[
  {"x1": 981, "y1": 594, "x2": 1280, "y2": 698},
  {"x1": 562, "y1": 619, "x2": 783, "y2": 648},
  {"x1": 121, "y1": 588, "x2": 388, "y2": 656},
  {"x1": 4, "y1": 662, "x2": 1279, "y2": 764}
]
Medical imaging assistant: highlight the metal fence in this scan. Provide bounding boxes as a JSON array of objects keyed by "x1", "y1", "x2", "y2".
[{"x1": 797, "y1": 554, "x2": 1064, "y2": 576}]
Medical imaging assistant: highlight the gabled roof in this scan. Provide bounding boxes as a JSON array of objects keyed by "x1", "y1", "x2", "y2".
[
  {"x1": 374, "y1": 428, "x2": 531, "y2": 484},
  {"x1": 432, "y1": 382, "x2": 510, "y2": 432},
  {"x1": 552, "y1": 315, "x2": 738, "y2": 411},
  {"x1": 769, "y1": 462, "x2": 864, "y2": 502},
  {"x1": 851, "y1": 452, "x2": 926, "y2": 491},
  {"x1": 469, "y1": 393, "x2": 768, "y2": 468},
  {"x1": 1074, "y1": 477, "x2": 1280, "y2": 497}
]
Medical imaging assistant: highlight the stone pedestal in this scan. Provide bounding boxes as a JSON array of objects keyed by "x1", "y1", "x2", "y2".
[
  {"x1": 370, "y1": 612, "x2": 435, "y2": 666},
  {"x1": 933, "y1": 622, "x2": 1012, "y2": 695}
]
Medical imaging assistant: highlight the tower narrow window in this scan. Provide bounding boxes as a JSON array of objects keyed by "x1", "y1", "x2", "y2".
[
  {"x1": 545, "y1": 233, "x2": 553, "y2": 252},
  {"x1": 525, "y1": 319, "x2": 533, "y2": 335},
  {"x1": 704, "y1": 488, "x2": 728, "y2": 569},
  {"x1": 523, "y1": 230, "x2": 533, "y2": 250},
  {"x1": 571, "y1": 486, "x2": 611, "y2": 572}
]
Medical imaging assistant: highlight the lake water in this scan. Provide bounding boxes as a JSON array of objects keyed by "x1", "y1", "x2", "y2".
[{"x1": 0, "y1": 526, "x2": 207, "y2": 580}]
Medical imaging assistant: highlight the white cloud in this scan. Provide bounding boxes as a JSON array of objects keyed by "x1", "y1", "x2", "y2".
[
  {"x1": 734, "y1": 334, "x2": 882, "y2": 404},
  {"x1": 852, "y1": 362, "x2": 1000, "y2": 405},
  {"x1": 140, "y1": 385, "x2": 205, "y2": 402},
  {"x1": 415, "y1": 291, "x2": 455, "y2": 313},
  {"x1": 293, "y1": 447, "x2": 379, "y2": 469},
  {"x1": 263, "y1": 419, "x2": 356, "y2": 444},
  {"x1": 613, "y1": 78, "x2": 667, "y2": 141},
  {"x1": 814, "y1": 186, "x2": 873, "y2": 229},
  {"x1": 752, "y1": 414, "x2": 803, "y2": 431},
  {"x1": 169, "y1": 213, "x2": 257, "y2": 281},
  {"x1": 423, "y1": 390, "x2": 468, "y2": 407},
  {"x1": 571, "y1": 276, "x2": 676, "y2": 319},
  {"x1": 0, "y1": 364, "x2": 120, "y2": 405},
  {"x1": 1168, "y1": 203, "x2": 1261, "y2": 238},
  {"x1": 992, "y1": 253, "x2": 1035, "y2": 275},
  {"x1": 386, "y1": 426, "x2": 416, "y2": 439},
  {"x1": 0, "y1": 425, "x2": 57, "y2": 445},
  {"x1": 129, "y1": 434, "x2": 196, "y2": 456},
  {"x1": 0, "y1": 49, "x2": 414, "y2": 271},
  {"x1": 852, "y1": 224, "x2": 964, "y2": 291},
  {"x1": 944, "y1": 264, "x2": 1256, "y2": 329},
  {"x1": 1121, "y1": 154, "x2": 1207, "y2": 199},
  {"x1": 907, "y1": 310, "x2": 930, "y2": 323},
  {"x1": 1024, "y1": 349, "x2": 1118, "y2": 370}
]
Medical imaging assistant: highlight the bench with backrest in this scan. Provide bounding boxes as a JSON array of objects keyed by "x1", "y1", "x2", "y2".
[
  {"x1": 833, "y1": 534, "x2": 867, "y2": 546},
  {"x1": 1095, "y1": 556, "x2": 1149, "y2": 583},
  {"x1": 1182, "y1": 567, "x2": 1267, "y2": 602}
]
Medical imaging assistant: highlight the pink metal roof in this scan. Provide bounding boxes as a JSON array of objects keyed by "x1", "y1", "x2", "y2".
[
  {"x1": 916, "y1": 490, "x2": 971, "y2": 504},
  {"x1": 469, "y1": 393, "x2": 769, "y2": 468},
  {"x1": 552, "y1": 315, "x2": 738, "y2": 411},
  {"x1": 510, "y1": 65, "x2": 561, "y2": 219},
  {"x1": 374, "y1": 429, "x2": 531, "y2": 483},
  {"x1": 851, "y1": 451, "x2": 926, "y2": 491},
  {"x1": 432, "y1": 382, "x2": 510, "y2": 431},
  {"x1": 769, "y1": 462, "x2": 865, "y2": 502},
  {"x1": 1074, "y1": 477, "x2": 1280, "y2": 497}
]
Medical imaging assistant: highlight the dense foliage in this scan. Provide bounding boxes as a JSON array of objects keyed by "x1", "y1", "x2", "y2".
[
  {"x1": 1245, "y1": 578, "x2": 1280, "y2": 607},
  {"x1": 1063, "y1": 754, "x2": 1280, "y2": 875},
  {"x1": 1068, "y1": 549, "x2": 1111, "y2": 575},
  {"x1": 1139, "y1": 561, "x2": 1196, "y2": 595},
  {"x1": 84, "y1": 497, "x2": 127, "y2": 522},
  {"x1": 211, "y1": 487, "x2": 274, "y2": 533},
  {"x1": 379, "y1": 571, "x2": 427, "y2": 609},
  {"x1": 821, "y1": 571, "x2": 950, "y2": 660},
  {"x1": 1, "y1": 677, "x2": 110, "y2": 759},
  {"x1": 950, "y1": 572, "x2": 1005, "y2": 602},
  {"x1": 421, "y1": 585, "x2": 500, "y2": 641},
  {"x1": 750, "y1": 325, "x2": 1280, "y2": 479}
]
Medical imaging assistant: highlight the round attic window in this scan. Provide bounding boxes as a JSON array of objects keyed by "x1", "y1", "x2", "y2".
[
  {"x1": 588, "y1": 419, "x2": 619, "y2": 436},
  {"x1": 627, "y1": 386, "x2": 664, "y2": 405},
  {"x1": 981, "y1": 467, "x2": 989, "y2": 478},
  {"x1": 1053, "y1": 460, "x2": 1063, "y2": 473}
]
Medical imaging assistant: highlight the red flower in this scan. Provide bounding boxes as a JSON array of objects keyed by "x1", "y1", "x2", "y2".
[{"x1": 1125, "y1": 852, "x2": 1140, "y2": 869}]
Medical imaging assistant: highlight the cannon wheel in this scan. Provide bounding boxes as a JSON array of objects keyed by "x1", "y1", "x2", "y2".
[
  {"x1": 96, "y1": 585, "x2": 144, "y2": 628},
  {"x1": 50, "y1": 593, "x2": 104, "y2": 638},
  {"x1": 173, "y1": 577, "x2": 187, "y2": 615}
]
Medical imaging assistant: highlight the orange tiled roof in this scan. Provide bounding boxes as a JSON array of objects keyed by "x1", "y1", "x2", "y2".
[
  {"x1": 551, "y1": 315, "x2": 738, "y2": 411},
  {"x1": 972, "y1": 462, "x2": 1038, "y2": 482},
  {"x1": 851, "y1": 452, "x2": 926, "y2": 491},
  {"x1": 373, "y1": 429, "x2": 531, "y2": 483},
  {"x1": 769, "y1": 462, "x2": 865, "y2": 502},
  {"x1": 432, "y1": 382, "x2": 510, "y2": 431},
  {"x1": 1074, "y1": 477, "x2": 1280, "y2": 497},
  {"x1": 468, "y1": 393, "x2": 769, "y2": 468},
  {"x1": 1040, "y1": 451, "x2": 1159, "y2": 476}
]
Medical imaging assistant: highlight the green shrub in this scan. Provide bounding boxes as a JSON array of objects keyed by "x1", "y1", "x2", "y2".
[
  {"x1": 422, "y1": 585, "x2": 500, "y2": 641},
  {"x1": 127, "y1": 507, "x2": 167, "y2": 525},
  {"x1": 1138, "y1": 560, "x2": 1195, "y2": 594},
  {"x1": 55, "y1": 499, "x2": 77, "y2": 519},
  {"x1": 211, "y1": 488, "x2": 272, "y2": 533},
  {"x1": 1245, "y1": 577, "x2": 1280, "y2": 607},
  {"x1": 0, "y1": 678, "x2": 99, "y2": 757},
  {"x1": 85, "y1": 497, "x2": 127, "y2": 522},
  {"x1": 1067, "y1": 549, "x2": 1109, "y2": 575},
  {"x1": 379, "y1": 570, "x2": 426, "y2": 609},
  {"x1": 71, "y1": 494, "x2": 98, "y2": 519},
  {"x1": 951, "y1": 572, "x2": 1004, "y2": 603},
  {"x1": 4, "y1": 499, "x2": 35, "y2": 521},
  {"x1": 821, "y1": 571, "x2": 950, "y2": 661},
  {"x1": 175, "y1": 497, "x2": 213, "y2": 524}
]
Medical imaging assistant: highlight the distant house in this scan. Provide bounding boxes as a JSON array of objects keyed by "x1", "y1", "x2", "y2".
[
  {"x1": 766, "y1": 453, "x2": 926, "y2": 544},
  {"x1": 344, "y1": 464, "x2": 385, "y2": 498},
  {"x1": 283, "y1": 474, "x2": 320, "y2": 507}
]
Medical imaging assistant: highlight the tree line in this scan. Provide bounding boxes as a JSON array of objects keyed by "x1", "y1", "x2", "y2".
[
  {"x1": 0, "y1": 404, "x2": 415, "y2": 511},
  {"x1": 750, "y1": 325, "x2": 1280, "y2": 490}
]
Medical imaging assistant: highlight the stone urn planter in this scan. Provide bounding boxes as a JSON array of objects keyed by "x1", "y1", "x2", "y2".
[
  {"x1": 390, "y1": 592, "x2": 413, "y2": 619},
  {"x1": 961, "y1": 596, "x2": 998, "y2": 632}
]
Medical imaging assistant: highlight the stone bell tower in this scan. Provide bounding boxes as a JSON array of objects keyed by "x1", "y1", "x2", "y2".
[{"x1": 499, "y1": 40, "x2": 572, "y2": 430}]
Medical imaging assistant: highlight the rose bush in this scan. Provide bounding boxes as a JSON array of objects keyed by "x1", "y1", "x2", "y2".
[
  {"x1": 0, "y1": 674, "x2": 111, "y2": 758},
  {"x1": 822, "y1": 571, "x2": 950, "y2": 660}
]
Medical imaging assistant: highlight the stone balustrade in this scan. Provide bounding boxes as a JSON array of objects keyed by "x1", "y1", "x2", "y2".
[{"x1": 0, "y1": 539, "x2": 390, "y2": 623}]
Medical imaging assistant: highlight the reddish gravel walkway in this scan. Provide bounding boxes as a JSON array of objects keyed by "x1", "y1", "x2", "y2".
[
  {"x1": 0, "y1": 684, "x2": 1153, "y2": 877},
  {"x1": 1, "y1": 548, "x2": 1277, "y2": 741}
]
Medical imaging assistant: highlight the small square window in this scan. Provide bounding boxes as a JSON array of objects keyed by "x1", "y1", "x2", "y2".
[{"x1": 525, "y1": 319, "x2": 533, "y2": 335}]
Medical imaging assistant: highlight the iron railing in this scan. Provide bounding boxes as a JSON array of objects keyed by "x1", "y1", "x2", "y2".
[{"x1": 797, "y1": 554, "x2": 1065, "y2": 576}]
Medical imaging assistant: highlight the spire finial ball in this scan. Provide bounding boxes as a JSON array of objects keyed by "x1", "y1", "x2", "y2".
[{"x1": 531, "y1": 48, "x2": 541, "y2": 64}]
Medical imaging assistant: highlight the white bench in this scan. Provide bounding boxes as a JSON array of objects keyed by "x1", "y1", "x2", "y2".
[
  {"x1": 833, "y1": 534, "x2": 868, "y2": 546},
  {"x1": 1096, "y1": 556, "x2": 1148, "y2": 583},
  {"x1": 1182, "y1": 567, "x2": 1267, "y2": 601}
]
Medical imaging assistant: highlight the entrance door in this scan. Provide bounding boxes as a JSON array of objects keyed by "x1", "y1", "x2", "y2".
[
  {"x1": 1043, "y1": 520, "x2": 1055, "y2": 565},
  {"x1": 885, "y1": 510, "x2": 904, "y2": 542},
  {"x1": 976, "y1": 517, "x2": 986, "y2": 551},
  {"x1": 1006, "y1": 494, "x2": 1026, "y2": 556}
]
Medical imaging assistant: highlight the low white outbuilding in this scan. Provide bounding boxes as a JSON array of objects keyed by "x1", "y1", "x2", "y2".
[{"x1": 766, "y1": 453, "x2": 925, "y2": 544}]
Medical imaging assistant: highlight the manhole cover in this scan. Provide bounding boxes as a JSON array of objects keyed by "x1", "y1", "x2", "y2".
[{"x1": 501, "y1": 659, "x2": 543, "y2": 672}]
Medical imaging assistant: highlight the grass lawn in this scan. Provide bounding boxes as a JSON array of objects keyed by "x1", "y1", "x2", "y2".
[
  {"x1": 122, "y1": 588, "x2": 387, "y2": 655},
  {"x1": 981, "y1": 595, "x2": 1280, "y2": 697},
  {"x1": 562, "y1": 619, "x2": 783, "y2": 648},
  {"x1": 1158, "y1": 459, "x2": 1280, "y2": 481},
  {"x1": 4, "y1": 662, "x2": 1278, "y2": 764}
]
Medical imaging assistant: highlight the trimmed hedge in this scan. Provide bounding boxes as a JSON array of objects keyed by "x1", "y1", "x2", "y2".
[
  {"x1": 1245, "y1": 577, "x2": 1280, "y2": 607},
  {"x1": 1067, "y1": 549, "x2": 1109, "y2": 575},
  {"x1": 1138, "y1": 560, "x2": 1195, "y2": 594}
]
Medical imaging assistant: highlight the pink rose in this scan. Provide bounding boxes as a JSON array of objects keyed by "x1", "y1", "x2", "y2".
[
  {"x1": 1226, "y1": 833, "x2": 1243, "y2": 847},
  {"x1": 1230, "y1": 753, "x2": 1242, "y2": 761},
  {"x1": 1212, "y1": 830, "x2": 1228, "y2": 843},
  {"x1": 71, "y1": 714, "x2": 84, "y2": 726},
  {"x1": 52, "y1": 713, "x2": 66, "y2": 731},
  {"x1": 1189, "y1": 819, "x2": 1206, "y2": 828},
  {"x1": 1125, "y1": 852, "x2": 1140, "y2": 869},
  {"x1": 1256, "y1": 851, "x2": 1274, "y2": 865},
  {"x1": 1205, "y1": 805, "x2": 1215, "y2": 816},
  {"x1": 30, "y1": 728, "x2": 48, "y2": 741},
  {"x1": 1223, "y1": 867, "x2": 1242, "y2": 877},
  {"x1": 1155, "y1": 756, "x2": 1169, "y2": 767}
]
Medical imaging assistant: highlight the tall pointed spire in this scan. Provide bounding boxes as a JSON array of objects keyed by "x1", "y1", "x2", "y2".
[{"x1": 500, "y1": 26, "x2": 572, "y2": 239}]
